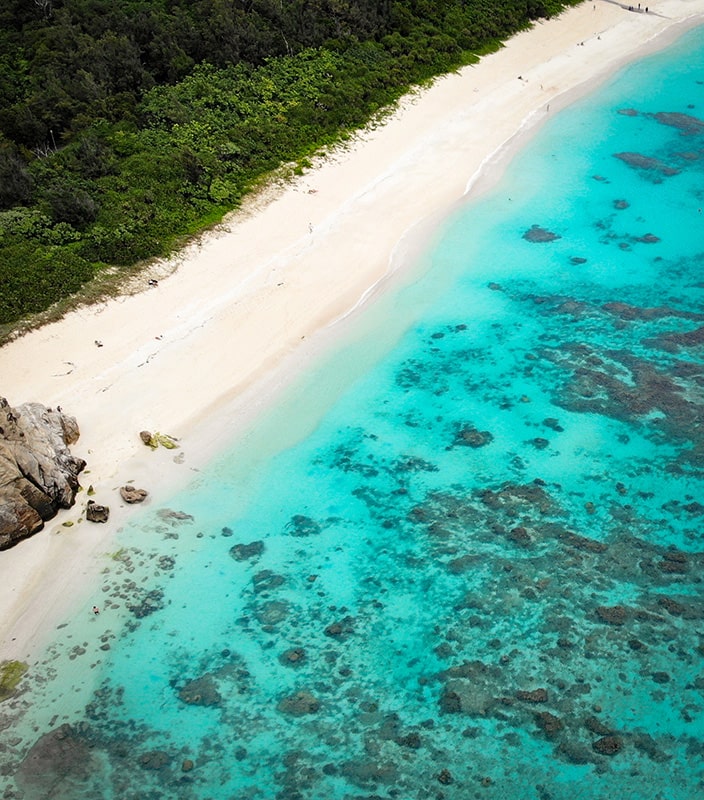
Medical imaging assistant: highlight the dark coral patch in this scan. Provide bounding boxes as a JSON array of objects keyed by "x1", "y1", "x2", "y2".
[
  {"x1": 595, "y1": 605, "x2": 627, "y2": 625},
  {"x1": 645, "y1": 325, "x2": 704, "y2": 352},
  {"x1": 452, "y1": 424, "x2": 494, "y2": 449},
  {"x1": 650, "y1": 111, "x2": 704, "y2": 135},
  {"x1": 601, "y1": 302, "x2": 704, "y2": 322},
  {"x1": 127, "y1": 588, "x2": 165, "y2": 618},
  {"x1": 178, "y1": 674, "x2": 222, "y2": 707},
  {"x1": 230, "y1": 540, "x2": 264, "y2": 561},
  {"x1": 613, "y1": 152, "x2": 680, "y2": 178},
  {"x1": 523, "y1": 224, "x2": 561, "y2": 243},
  {"x1": 535, "y1": 711, "x2": 564, "y2": 736},
  {"x1": 516, "y1": 688, "x2": 548, "y2": 703},
  {"x1": 277, "y1": 690, "x2": 320, "y2": 716},
  {"x1": 286, "y1": 514, "x2": 322, "y2": 537},
  {"x1": 592, "y1": 735, "x2": 623, "y2": 756}
]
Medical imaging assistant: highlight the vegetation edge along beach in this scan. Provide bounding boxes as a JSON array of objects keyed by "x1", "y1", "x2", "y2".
[{"x1": 0, "y1": 0, "x2": 581, "y2": 339}]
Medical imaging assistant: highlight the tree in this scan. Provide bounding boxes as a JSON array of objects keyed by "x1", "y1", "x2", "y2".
[
  {"x1": 44, "y1": 180, "x2": 99, "y2": 228},
  {"x1": 0, "y1": 145, "x2": 33, "y2": 208}
]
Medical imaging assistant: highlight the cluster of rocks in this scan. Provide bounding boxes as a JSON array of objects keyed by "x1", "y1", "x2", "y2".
[
  {"x1": 0, "y1": 396, "x2": 155, "y2": 548},
  {"x1": 0, "y1": 397, "x2": 85, "y2": 549}
]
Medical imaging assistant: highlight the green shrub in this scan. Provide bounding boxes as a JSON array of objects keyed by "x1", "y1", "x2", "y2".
[{"x1": 0, "y1": 243, "x2": 95, "y2": 323}]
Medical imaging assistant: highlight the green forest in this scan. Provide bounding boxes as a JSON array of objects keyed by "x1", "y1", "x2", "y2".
[{"x1": 0, "y1": 0, "x2": 580, "y2": 329}]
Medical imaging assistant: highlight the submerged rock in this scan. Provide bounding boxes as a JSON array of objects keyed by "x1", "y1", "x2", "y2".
[
  {"x1": 255, "y1": 599, "x2": 289, "y2": 626},
  {"x1": 651, "y1": 110, "x2": 704, "y2": 134},
  {"x1": 559, "y1": 530, "x2": 607, "y2": 554},
  {"x1": 516, "y1": 688, "x2": 548, "y2": 703},
  {"x1": 286, "y1": 514, "x2": 322, "y2": 537},
  {"x1": 452, "y1": 424, "x2": 494, "y2": 449},
  {"x1": 543, "y1": 417, "x2": 564, "y2": 431},
  {"x1": 535, "y1": 711, "x2": 564, "y2": 736},
  {"x1": 277, "y1": 690, "x2": 320, "y2": 716},
  {"x1": 658, "y1": 595, "x2": 685, "y2": 616},
  {"x1": 613, "y1": 151, "x2": 679, "y2": 177},
  {"x1": 508, "y1": 526, "x2": 532, "y2": 547},
  {"x1": 127, "y1": 588, "x2": 165, "y2": 618},
  {"x1": 523, "y1": 225, "x2": 561, "y2": 243},
  {"x1": 439, "y1": 688, "x2": 462, "y2": 714},
  {"x1": 595, "y1": 605, "x2": 627, "y2": 625},
  {"x1": 396, "y1": 731, "x2": 422, "y2": 749},
  {"x1": 252, "y1": 569, "x2": 285, "y2": 594},
  {"x1": 340, "y1": 759, "x2": 397, "y2": 787},
  {"x1": 0, "y1": 397, "x2": 85, "y2": 549},
  {"x1": 230, "y1": 540, "x2": 265, "y2": 561},
  {"x1": 557, "y1": 740, "x2": 597, "y2": 765},
  {"x1": 156, "y1": 508, "x2": 194, "y2": 525},
  {"x1": 585, "y1": 716, "x2": 613, "y2": 736},
  {"x1": 178, "y1": 674, "x2": 222, "y2": 707},
  {"x1": 632, "y1": 732, "x2": 671, "y2": 762},
  {"x1": 592, "y1": 735, "x2": 623, "y2": 756},
  {"x1": 324, "y1": 615, "x2": 356, "y2": 639},
  {"x1": 279, "y1": 647, "x2": 307, "y2": 667},
  {"x1": 15, "y1": 724, "x2": 96, "y2": 794},
  {"x1": 437, "y1": 768, "x2": 454, "y2": 785},
  {"x1": 138, "y1": 750, "x2": 172, "y2": 770}
]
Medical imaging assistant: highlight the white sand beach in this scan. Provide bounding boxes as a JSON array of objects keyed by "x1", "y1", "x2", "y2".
[{"x1": 2, "y1": 0, "x2": 703, "y2": 663}]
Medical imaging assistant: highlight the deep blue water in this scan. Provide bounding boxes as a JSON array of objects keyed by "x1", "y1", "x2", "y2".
[{"x1": 3, "y1": 23, "x2": 704, "y2": 800}]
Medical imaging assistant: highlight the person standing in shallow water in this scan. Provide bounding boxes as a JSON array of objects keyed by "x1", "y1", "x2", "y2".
[{"x1": 92, "y1": 606, "x2": 100, "y2": 615}]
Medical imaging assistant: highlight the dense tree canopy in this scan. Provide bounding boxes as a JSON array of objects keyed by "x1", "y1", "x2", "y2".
[{"x1": 0, "y1": 0, "x2": 580, "y2": 327}]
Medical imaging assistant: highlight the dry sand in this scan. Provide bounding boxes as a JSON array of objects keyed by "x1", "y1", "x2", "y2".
[{"x1": 2, "y1": 0, "x2": 703, "y2": 663}]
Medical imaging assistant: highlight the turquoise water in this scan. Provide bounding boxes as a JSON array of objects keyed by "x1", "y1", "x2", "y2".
[{"x1": 3, "y1": 23, "x2": 704, "y2": 800}]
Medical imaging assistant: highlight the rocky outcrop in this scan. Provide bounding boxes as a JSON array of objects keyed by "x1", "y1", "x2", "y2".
[
  {"x1": 86, "y1": 500, "x2": 109, "y2": 523},
  {"x1": 119, "y1": 485, "x2": 148, "y2": 504},
  {"x1": 0, "y1": 397, "x2": 85, "y2": 549}
]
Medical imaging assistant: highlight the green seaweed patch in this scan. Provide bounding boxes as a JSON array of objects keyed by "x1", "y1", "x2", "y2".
[
  {"x1": 139, "y1": 430, "x2": 180, "y2": 450},
  {"x1": 109, "y1": 547, "x2": 127, "y2": 561},
  {"x1": 0, "y1": 660, "x2": 28, "y2": 702}
]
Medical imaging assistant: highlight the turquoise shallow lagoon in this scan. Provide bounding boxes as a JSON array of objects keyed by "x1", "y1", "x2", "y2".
[{"x1": 3, "y1": 23, "x2": 704, "y2": 800}]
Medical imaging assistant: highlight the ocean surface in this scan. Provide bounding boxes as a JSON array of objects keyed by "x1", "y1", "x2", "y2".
[{"x1": 3, "y1": 22, "x2": 704, "y2": 800}]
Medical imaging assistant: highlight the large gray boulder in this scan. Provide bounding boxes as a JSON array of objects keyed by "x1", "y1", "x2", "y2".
[{"x1": 0, "y1": 397, "x2": 85, "y2": 549}]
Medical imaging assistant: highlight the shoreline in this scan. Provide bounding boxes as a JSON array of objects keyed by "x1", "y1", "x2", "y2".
[{"x1": 2, "y1": 0, "x2": 704, "y2": 664}]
